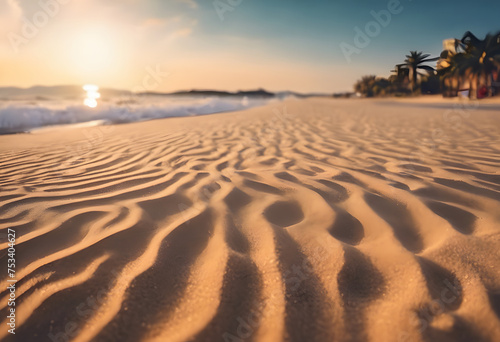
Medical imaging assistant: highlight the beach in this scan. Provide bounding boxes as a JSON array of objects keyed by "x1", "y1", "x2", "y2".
[{"x1": 1, "y1": 97, "x2": 499, "y2": 341}]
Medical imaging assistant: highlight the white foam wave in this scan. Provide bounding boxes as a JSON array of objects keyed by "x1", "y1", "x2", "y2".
[{"x1": 0, "y1": 96, "x2": 273, "y2": 133}]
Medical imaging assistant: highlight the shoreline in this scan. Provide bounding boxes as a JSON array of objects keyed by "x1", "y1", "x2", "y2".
[{"x1": 2, "y1": 94, "x2": 500, "y2": 137}]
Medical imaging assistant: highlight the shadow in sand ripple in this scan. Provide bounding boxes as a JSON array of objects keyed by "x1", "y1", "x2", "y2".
[
  {"x1": 328, "y1": 208, "x2": 364, "y2": 245},
  {"x1": 337, "y1": 247, "x2": 385, "y2": 341},
  {"x1": 317, "y1": 180, "x2": 349, "y2": 201},
  {"x1": 244, "y1": 179, "x2": 283, "y2": 195},
  {"x1": 264, "y1": 201, "x2": 304, "y2": 228},
  {"x1": 416, "y1": 257, "x2": 463, "y2": 312},
  {"x1": 364, "y1": 193, "x2": 423, "y2": 253},
  {"x1": 191, "y1": 254, "x2": 262, "y2": 342},
  {"x1": 7, "y1": 211, "x2": 106, "y2": 271},
  {"x1": 424, "y1": 316, "x2": 490, "y2": 342},
  {"x1": 434, "y1": 178, "x2": 500, "y2": 201},
  {"x1": 224, "y1": 187, "x2": 252, "y2": 213},
  {"x1": 337, "y1": 247, "x2": 385, "y2": 303},
  {"x1": 488, "y1": 291, "x2": 500, "y2": 320},
  {"x1": 11, "y1": 257, "x2": 112, "y2": 342},
  {"x1": 272, "y1": 226, "x2": 335, "y2": 342},
  {"x1": 424, "y1": 201, "x2": 476, "y2": 235},
  {"x1": 225, "y1": 214, "x2": 250, "y2": 254},
  {"x1": 138, "y1": 193, "x2": 193, "y2": 222},
  {"x1": 274, "y1": 171, "x2": 300, "y2": 183},
  {"x1": 95, "y1": 210, "x2": 214, "y2": 342},
  {"x1": 332, "y1": 172, "x2": 364, "y2": 186}
]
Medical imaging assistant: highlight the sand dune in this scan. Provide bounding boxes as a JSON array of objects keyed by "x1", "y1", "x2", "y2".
[{"x1": 0, "y1": 98, "x2": 500, "y2": 342}]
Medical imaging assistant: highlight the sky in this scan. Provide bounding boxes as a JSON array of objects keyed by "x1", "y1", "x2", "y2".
[{"x1": 0, "y1": 0, "x2": 499, "y2": 93}]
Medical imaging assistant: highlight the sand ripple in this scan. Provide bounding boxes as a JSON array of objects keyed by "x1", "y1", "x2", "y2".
[{"x1": 0, "y1": 98, "x2": 500, "y2": 341}]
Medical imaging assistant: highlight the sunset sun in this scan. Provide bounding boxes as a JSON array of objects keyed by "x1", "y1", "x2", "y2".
[
  {"x1": 83, "y1": 84, "x2": 100, "y2": 108},
  {"x1": 68, "y1": 27, "x2": 115, "y2": 73}
]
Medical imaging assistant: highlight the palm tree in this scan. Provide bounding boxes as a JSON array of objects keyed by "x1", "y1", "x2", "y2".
[
  {"x1": 403, "y1": 51, "x2": 439, "y2": 92},
  {"x1": 454, "y1": 31, "x2": 500, "y2": 99},
  {"x1": 437, "y1": 48, "x2": 463, "y2": 97},
  {"x1": 354, "y1": 75, "x2": 377, "y2": 97}
]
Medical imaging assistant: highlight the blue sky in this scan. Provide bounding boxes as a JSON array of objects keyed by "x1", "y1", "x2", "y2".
[
  {"x1": 194, "y1": 0, "x2": 500, "y2": 73},
  {"x1": 1, "y1": 0, "x2": 499, "y2": 92}
]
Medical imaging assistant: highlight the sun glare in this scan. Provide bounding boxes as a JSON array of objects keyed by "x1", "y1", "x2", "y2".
[
  {"x1": 69, "y1": 27, "x2": 115, "y2": 74},
  {"x1": 83, "y1": 84, "x2": 100, "y2": 108}
]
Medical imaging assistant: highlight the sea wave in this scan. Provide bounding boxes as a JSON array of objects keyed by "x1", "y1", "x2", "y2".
[{"x1": 0, "y1": 96, "x2": 274, "y2": 133}]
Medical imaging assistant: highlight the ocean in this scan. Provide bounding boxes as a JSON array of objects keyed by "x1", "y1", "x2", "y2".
[{"x1": 0, "y1": 93, "x2": 275, "y2": 134}]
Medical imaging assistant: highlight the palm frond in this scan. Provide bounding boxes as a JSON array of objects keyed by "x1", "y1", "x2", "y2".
[
  {"x1": 418, "y1": 65, "x2": 435, "y2": 72},
  {"x1": 421, "y1": 57, "x2": 440, "y2": 63},
  {"x1": 461, "y1": 31, "x2": 481, "y2": 46}
]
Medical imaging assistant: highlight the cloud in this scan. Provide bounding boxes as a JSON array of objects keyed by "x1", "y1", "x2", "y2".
[
  {"x1": 164, "y1": 18, "x2": 197, "y2": 43},
  {"x1": 0, "y1": 0, "x2": 23, "y2": 28},
  {"x1": 137, "y1": 15, "x2": 197, "y2": 43},
  {"x1": 6, "y1": 0, "x2": 22, "y2": 14},
  {"x1": 140, "y1": 16, "x2": 183, "y2": 29},
  {"x1": 0, "y1": 0, "x2": 23, "y2": 51},
  {"x1": 4, "y1": 0, "x2": 54, "y2": 19},
  {"x1": 142, "y1": 17, "x2": 169, "y2": 29},
  {"x1": 177, "y1": 0, "x2": 198, "y2": 10},
  {"x1": 169, "y1": 27, "x2": 193, "y2": 40}
]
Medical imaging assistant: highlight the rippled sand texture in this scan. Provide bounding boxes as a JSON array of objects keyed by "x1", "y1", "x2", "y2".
[{"x1": 1, "y1": 98, "x2": 500, "y2": 342}]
